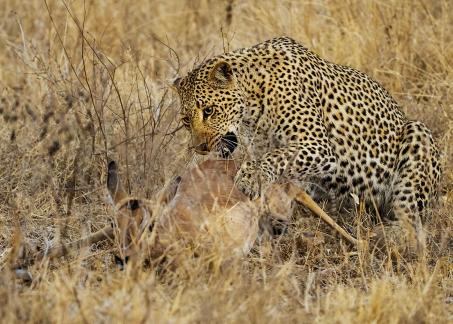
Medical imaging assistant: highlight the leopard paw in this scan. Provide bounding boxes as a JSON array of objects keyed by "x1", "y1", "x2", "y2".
[{"x1": 234, "y1": 161, "x2": 271, "y2": 200}]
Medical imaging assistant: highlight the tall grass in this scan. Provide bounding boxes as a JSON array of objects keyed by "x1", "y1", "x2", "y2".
[{"x1": 0, "y1": 0, "x2": 451, "y2": 322}]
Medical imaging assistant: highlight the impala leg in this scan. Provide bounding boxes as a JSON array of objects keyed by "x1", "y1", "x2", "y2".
[
  {"x1": 35, "y1": 226, "x2": 115, "y2": 261},
  {"x1": 285, "y1": 183, "x2": 360, "y2": 247},
  {"x1": 14, "y1": 225, "x2": 115, "y2": 281}
]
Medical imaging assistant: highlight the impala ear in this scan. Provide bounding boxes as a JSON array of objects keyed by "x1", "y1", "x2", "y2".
[
  {"x1": 159, "y1": 176, "x2": 182, "y2": 205},
  {"x1": 209, "y1": 61, "x2": 234, "y2": 88},
  {"x1": 107, "y1": 160, "x2": 127, "y2": 205}
]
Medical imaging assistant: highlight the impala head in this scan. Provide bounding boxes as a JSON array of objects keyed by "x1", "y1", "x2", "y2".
[
  {"x1": 107, "y1": 161, "x2": 152, "y2": 268},
  {"x1": 173, "y1": 59, "x2": 244, "y2": 157}
]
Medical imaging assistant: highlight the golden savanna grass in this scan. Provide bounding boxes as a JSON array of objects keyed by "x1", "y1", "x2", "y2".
[{"x1": 0, "y1": 0, "x2": 452, "y2": 322}]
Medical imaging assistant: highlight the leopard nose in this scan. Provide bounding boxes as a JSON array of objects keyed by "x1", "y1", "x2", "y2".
[{"x1": 195, "y1": 143, "x2": 209, "y2": 155}]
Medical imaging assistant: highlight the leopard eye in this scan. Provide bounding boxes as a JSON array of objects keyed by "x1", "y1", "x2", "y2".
[
  {"x1": 181, "y1": 116, "x2": 190, "y2": 128},
  {"x1": 203, "y1": 106, "x2": 214, "y2": 118}
]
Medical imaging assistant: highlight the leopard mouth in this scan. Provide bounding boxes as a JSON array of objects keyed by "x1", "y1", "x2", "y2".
[
  {"x1": 193, "y1": 132, "x2": 237, "y2": 157},
  {"x1": 218, "y1": 132, "x2": 238, "y2": 158}
]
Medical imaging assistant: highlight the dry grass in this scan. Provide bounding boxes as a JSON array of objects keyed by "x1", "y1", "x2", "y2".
[{"x1": 0, "y1": 0, "x2": 452, "y2": 322}]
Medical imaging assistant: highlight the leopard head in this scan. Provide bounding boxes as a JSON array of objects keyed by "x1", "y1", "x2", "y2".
[{"x1": 173, "y1": 60, "x2": 246, "y2": 157}]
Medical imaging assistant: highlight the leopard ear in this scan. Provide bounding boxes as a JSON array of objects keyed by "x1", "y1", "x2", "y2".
[{"x1": 209, "y1": 61, "x2": 234, "y2": 88}]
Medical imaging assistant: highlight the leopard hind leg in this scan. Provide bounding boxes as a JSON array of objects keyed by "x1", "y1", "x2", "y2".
[{"x1": 386, "y1": 121, "x2": 441, "y2": 254}]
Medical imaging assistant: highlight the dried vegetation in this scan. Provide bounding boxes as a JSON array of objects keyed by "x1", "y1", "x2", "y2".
[{"x1": 0, "y1": 0, "x2": 452, "y2": 322}]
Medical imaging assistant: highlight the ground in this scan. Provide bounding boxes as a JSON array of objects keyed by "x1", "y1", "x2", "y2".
[{"x1": 0, "y1": 0, "x2": 452, "y2": 323}]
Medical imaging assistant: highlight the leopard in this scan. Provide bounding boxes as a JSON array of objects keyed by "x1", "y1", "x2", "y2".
[{"x1": 172, "y1": 36, "x2": 441, "y2": 232}]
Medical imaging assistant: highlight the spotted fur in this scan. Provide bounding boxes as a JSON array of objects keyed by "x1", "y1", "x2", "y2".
[{"x1": 173, "y1": 37, "x2": 441, "y2": 222}]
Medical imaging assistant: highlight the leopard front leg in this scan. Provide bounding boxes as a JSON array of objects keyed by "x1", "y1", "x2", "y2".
[
  {"x1": 235, "y1": 143, "x2": 337, "y2": 199},
  {"x1": 235, "y1": 161, "x2": 263, "y2": 200}
]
